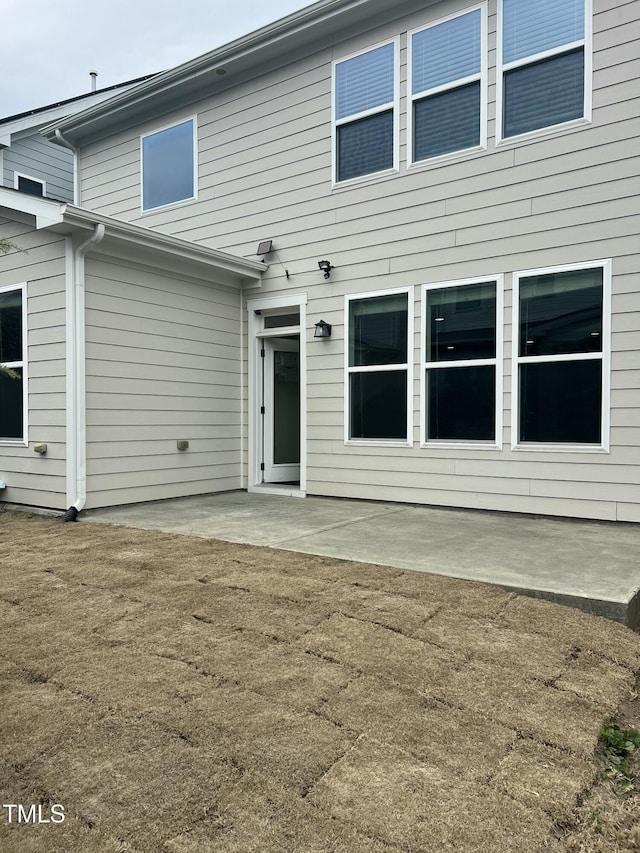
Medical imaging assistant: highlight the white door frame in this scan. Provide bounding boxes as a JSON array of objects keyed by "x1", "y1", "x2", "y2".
[
  {"x1": 263, "y1": 337, "x2": 300, "y2": 483},
  {"x1": 247, "y1": 293, "x2": 307, "y2": 496}
]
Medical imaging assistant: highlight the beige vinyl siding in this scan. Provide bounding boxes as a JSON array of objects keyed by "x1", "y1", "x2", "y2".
[
  {"x1": 78, "y1": 0, "x2": 640, "y2": 521},
  {"x1": 0, "y1": 217, "x2": 67, "y2": 509},
  {"x1": 83, "y1": 257, "x2": 242, "y2": 508}
]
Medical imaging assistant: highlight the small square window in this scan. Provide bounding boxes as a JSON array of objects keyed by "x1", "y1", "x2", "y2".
[
  {"x1": 142, "y1": 118, "x2": 197, "y2": 211},
  {"x1": 15, "y1": 173, "x2": 45, "y2": 197}
]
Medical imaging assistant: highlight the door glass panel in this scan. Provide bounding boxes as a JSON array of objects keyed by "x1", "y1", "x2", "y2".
[{"x1": 273, "y1": 349, "x2": 300, "y2": 464}]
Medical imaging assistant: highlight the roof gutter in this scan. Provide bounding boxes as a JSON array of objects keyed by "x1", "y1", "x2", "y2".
[
  {"x1": 63, "y1": 223, "x2": 105, "y2": 521},
  {"x1": 54, "y1": 129, "x2": 81, "y2": 204}
]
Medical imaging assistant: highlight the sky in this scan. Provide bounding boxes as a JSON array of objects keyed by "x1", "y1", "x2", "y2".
[{"x1": 1, "y1": 0, "x2": 310, "y2": 118}]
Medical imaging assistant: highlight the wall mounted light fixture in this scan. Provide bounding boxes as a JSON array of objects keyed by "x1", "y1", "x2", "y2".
[
  {"x1": 314, "y1": 320, "x2": 332, "y2": 338},
  {"x1": 318, "y1": 260, "x2": 333, "y2": 279},
  {"x1": 257, "y1": 240, "x2": 272, "y2": 256}
]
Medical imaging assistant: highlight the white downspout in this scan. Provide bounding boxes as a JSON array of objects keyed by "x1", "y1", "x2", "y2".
[
  {"x1": 63, "y1": 223, "x2": 105, "y2": 521},
  {"x1": 54, "y1": 129, "x2": 80, "y2": 205}
]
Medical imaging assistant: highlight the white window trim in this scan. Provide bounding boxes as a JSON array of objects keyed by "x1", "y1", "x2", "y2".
[
  {"x1": 420, "y1": 275, "x2": 503, "y2": 450},
  {"x1": 14, "y1": 172, "x2": 46, "y2": 196},
  {"x1": 495, "y1": 0, "x2": 592, "y2": 145},
  {"x1": 331, "y1": 37, "x2": 400, "y2": 189},
  {"x1": 408, "y1": 3, "x2": 488, "y2": 168},
  {"x1": 0, "y1": 282, "x2": 28, "y2": 447},
  {"x1": 140, "y1": 115, "x2": 198, "y2": 214},
  {"x1": 344, "y1": 286, "x2": 413, "y2": 447},
  {"x1": 510, "y1": 259, "x2": 611, "y2": 453}
]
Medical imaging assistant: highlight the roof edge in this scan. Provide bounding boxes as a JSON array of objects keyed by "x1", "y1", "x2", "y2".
[
  {"x1": 62, "y1": 204, "x2": 265, "y2": 281},
  {"x1": 42, "y1": 0, "x2": 368, "y2": 142},
  {"x1": 0, "y1": 189, "x2": 265, "y2": 285}
]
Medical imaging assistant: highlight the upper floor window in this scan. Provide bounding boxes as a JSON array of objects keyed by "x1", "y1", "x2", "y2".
[
  {"x1": 0, "y1": 284, "x2": 27, "y2": 443},
  {"x1": 333, "y1": 40, "x2": 398, "y2": 184},
  {"x1": 512, "y1": 261, "x2": 610, "y2": 449},
  {"x1": 141, "y1": 117, "x2": 197, "y2": 212},
  {"x1": 14, "y1": 173, "x2": 45, "y2": 197},
  {"x1": 346, "y1": 289, "x2": 411, "y2": 443},
  {"x1": 409, "y1": 6, "x2": 486, "y2": 164},
  {"x1": 498, "y1": 0, "x2": 590, "y2": 140},
  {"x1": 422, "y1": 277, "x2": 502, "y2": 446}
]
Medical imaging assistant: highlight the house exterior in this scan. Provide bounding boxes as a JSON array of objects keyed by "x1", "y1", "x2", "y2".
[
  {"x1": 1, "y1": 0, "x2": 639, "y2": 523},
  {"x1": 0, "y1": 77, "x2": 154, "y2": 202}
]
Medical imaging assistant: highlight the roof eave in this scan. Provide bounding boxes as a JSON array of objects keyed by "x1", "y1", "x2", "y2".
[
  {"x1": 0, "y1": 190, "x2": 264, "y2": 288},
  {"x1": 41, "y1": 0, "x2": 372, "y2": 144},
  {"x1": 61, "y1": 205, "x2": 265, "y2": 286}
]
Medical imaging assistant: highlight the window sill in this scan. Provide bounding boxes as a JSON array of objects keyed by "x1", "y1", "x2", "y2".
[
  {"x1": 0, "y1": 440, "x2": 28, "y2": 448},
  {"x1": 332, "y1": 167, "x2": 398, "y2": 192},
  {"x1": 495, "y1": 116, "x2": 591, "y2": 148},
  {"x1": 408, "y1": 143, "x2": 486, "y2": 171},
  {"x1": 140, "y1": 195, "x2": 198, "y2": 216},
  {"x1": 420, "y1": 441, "x2": 501, "y2": 451},
  {"x1": 511, "y1": 442, "x2": 609, "y2": 454},
  {"x1": 346, "y1": 439, "x2": 412, "y2": 448}
]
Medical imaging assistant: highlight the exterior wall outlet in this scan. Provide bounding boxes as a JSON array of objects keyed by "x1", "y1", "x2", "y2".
[{"x1": 177, "y1": 440, "x2": 189, "y2": 451}]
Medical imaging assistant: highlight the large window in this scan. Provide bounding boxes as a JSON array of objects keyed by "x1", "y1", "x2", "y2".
[
  {"x1": 513, "y1": 262, "x2": 610, "y2": 448},
  {"x1": 499, "y1": 0, "x2": 590, "y2": 140},
  {"x1": 333, "y1": 41, "x2": 398, "y2": 184},
  {"x1": 410, "y1": 6, "x2": 486, "y2": 164},
  {"x1": 141, "y1": 117, "x2": 197, "y2": 212},
  {"x1": 346, "y1": 290, "x2": 411, "y2": 442},
  {"x1": 422, "y1": 278, "x2": 501, "y2": 445},
  {"x1": 0, "y1": 284, "x2": 26, "y2": 443}
]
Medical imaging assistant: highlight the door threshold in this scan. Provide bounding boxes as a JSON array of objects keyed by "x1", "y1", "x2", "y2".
[{"x1": 249, "y1": 484, "x2": 306, "y2": 498}]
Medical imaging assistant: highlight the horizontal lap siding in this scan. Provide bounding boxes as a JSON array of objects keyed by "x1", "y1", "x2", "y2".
[
  {"x1": 78, "y1": 0, "x2": 640, "y2": 521},
  {"x1": 84, "y1": 258, "x2": 242, "y2": 507},
  {"x1": 0, "y1": 220, "x2": 67, "y2": 509},
  {"x1": 3, "y1": 135, "x2": 74, "y2": 201}
]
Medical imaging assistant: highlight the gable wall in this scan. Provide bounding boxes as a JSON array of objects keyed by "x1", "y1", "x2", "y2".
[
  {"x1": 77, "y1": 0, "x2": 640, "y2": 520},
  {"x1": 0, "y1": 217, "x2": 67, "y2": 509},
  {"x1": 3, "y1": 134, "x2": 74, "y2": 201},
  {"x1": 84, "y1": 257, "x2": 243, "y2": 507}
]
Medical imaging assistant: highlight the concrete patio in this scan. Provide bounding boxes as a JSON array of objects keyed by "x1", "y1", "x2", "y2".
[{"x1": 85, "y1": 492, "x2": 640, "y2": 628}]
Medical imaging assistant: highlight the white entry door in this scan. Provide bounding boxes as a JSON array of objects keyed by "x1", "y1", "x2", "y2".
[{"x1": 262, "y1": 336, "x2": 300, "y2": 483}]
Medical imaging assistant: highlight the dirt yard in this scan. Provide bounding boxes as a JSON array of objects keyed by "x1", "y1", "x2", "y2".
[{"x1": 0, "y1": 511, "x2": 639, "y2": 853}]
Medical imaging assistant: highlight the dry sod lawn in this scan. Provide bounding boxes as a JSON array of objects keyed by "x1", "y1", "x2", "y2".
[{"x1": 0, "y1": 512, "x2": 639, "y2": 853}]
